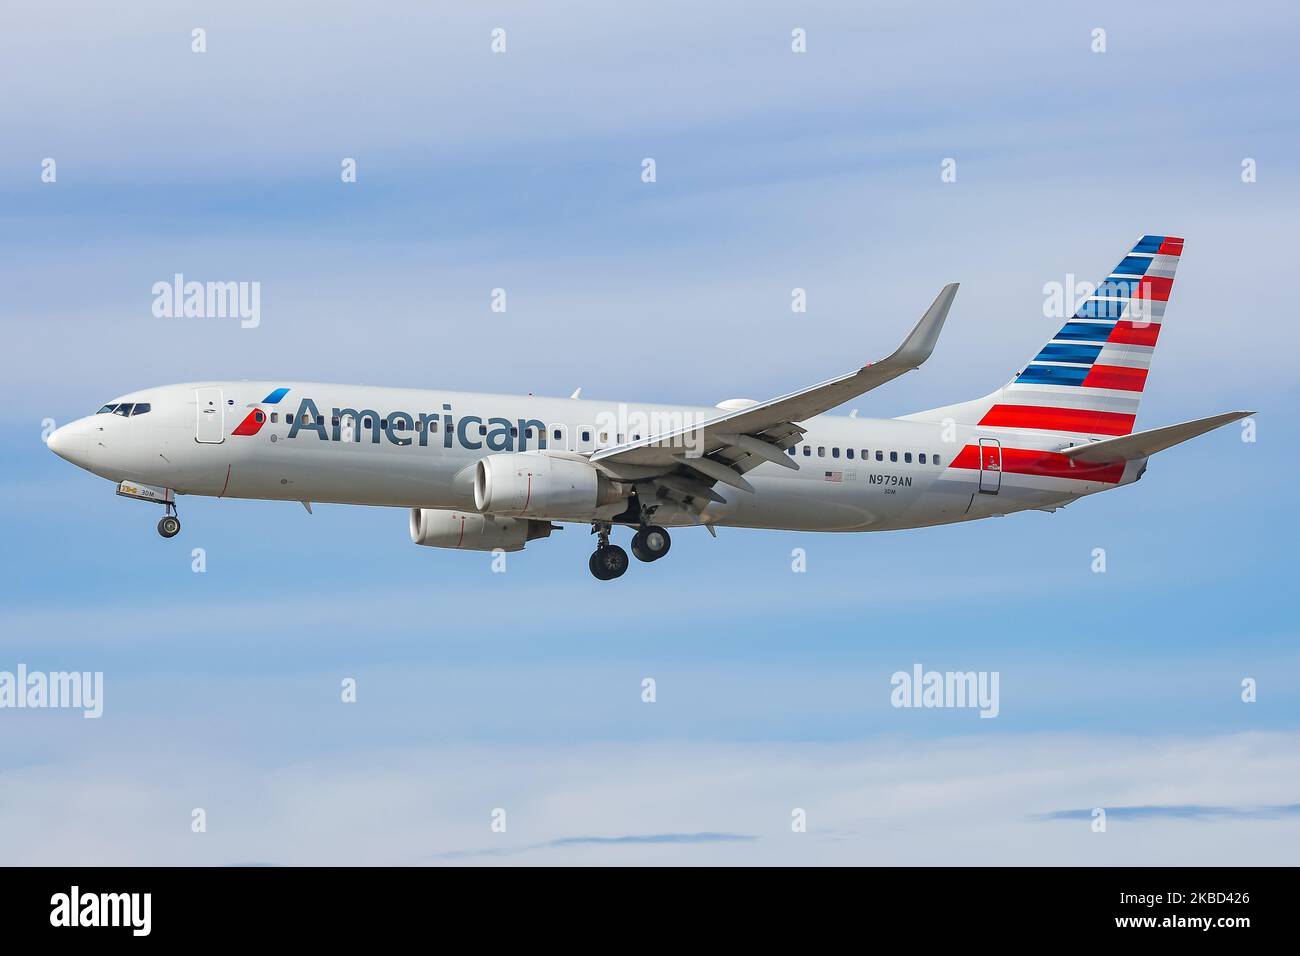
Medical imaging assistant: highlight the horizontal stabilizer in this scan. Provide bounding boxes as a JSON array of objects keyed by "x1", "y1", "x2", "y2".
[{"x1": 1061, "y1": 410, "x2": 1253, "y2": 463}]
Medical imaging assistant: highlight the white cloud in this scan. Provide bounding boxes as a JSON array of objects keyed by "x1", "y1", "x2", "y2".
[{"x1": 1, "y1": 732, "x2": 1297, "y2": 864}]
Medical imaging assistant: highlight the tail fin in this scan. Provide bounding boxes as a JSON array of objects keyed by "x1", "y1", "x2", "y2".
[{"x1": 903, "y1": 235, "x2": 1183, "y2": 438}]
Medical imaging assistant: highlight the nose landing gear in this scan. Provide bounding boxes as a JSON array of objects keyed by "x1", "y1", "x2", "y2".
[
  {"x1": 116, "y1": 480, "x2": 181, "y2": 538},
  {"x1": 157, "y1": 502, "x2": 181, "y2": 538}
]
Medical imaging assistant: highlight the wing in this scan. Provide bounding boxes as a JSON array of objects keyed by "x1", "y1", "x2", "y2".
[{"x1": 589, "y1": 283, "x2": 959, "y2": 501}]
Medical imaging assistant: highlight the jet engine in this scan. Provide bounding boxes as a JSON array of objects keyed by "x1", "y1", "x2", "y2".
[
  {"x1": 409, "y1": 508, "x2": 552, "y2": 552},
  {"x1": 473, "y1": 453, "x2": 625, "y2": 519}
]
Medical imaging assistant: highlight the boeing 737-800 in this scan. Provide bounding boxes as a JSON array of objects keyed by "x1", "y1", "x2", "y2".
[{"x1": 47, "y1": 235, "x2": 1249, "y2": 579}]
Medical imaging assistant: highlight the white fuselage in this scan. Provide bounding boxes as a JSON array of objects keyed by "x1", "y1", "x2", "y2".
[{"x1": 47, "y1": 381, "x2": 1144, "y2": 533}]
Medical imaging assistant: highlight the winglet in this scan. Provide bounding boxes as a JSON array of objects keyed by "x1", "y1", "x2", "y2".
[
  {"x1": 886, "y1": 282, "x2": 959, "y2": 371},
  {"x1": 590, "y1": 282, "x2": 961, "y2": 466}
]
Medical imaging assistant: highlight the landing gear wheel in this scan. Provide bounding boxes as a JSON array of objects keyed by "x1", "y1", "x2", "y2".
[
  {"x1": 589, "y1": 544, "x2": 629, "y2": 580},
  {"x1": 631, "y1": 525, "x2": 671, "y2": 562},
  {"x1": 157, "y1": 515, "x2": 181, "y2": 538}
]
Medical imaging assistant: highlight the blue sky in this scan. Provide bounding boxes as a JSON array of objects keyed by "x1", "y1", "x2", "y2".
[{"x1": 1, "y1": 1, "x2": 1298, "y2": 864}]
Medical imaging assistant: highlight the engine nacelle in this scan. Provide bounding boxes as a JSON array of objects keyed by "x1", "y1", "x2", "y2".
[
  {"x1": 409, "y1": 508, "x2": 552, "y2": 552},
  {"x1": 473, "y1": 453, "x2": 624, "y2": 519}
]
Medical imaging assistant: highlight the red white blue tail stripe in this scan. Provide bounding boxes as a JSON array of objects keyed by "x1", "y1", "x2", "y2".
[{"x1": 979, "y1": 235, "x2": 1182, "y2": 437}]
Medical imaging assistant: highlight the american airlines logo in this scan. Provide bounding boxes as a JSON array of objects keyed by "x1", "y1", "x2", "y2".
[
  {"x1": 286, "y1": 397, "x2": 556, "y2": 451},
  {"x1": 271, "y1": 397, "x2": 709, "y2": 455}
]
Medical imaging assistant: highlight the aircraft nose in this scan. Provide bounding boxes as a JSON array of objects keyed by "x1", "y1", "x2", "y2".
[{"x1": 47, "y1": 421, "x2": 91, "y2": 466}]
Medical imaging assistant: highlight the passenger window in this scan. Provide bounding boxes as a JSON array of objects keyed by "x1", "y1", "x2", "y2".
[
  {"x1": 832, "y1": 447, "x2": 840, "y2": 459},
  {"x1": 131, "y1": 403, "x2": 151, "y2": 416},
  {"x1": 478, "y1": 424, "x2": 487, "y2": 435},
  {"x1": 919, "y1": 453, "x2": 926, "y2": 464},
  {"x1": 890, "y1": 451, "x2": 898, "y2": 462},
  {"x1": 787, "y1": 447, "x2": 796, "y2": 456},
  {"x1": 254, "y1": 410, "x2": 266, "y2": 424},
  {"x1": 581, "y1": 430, "x2": 591, "y2": 442},
  {"x1": 270, "y1": 412, "x2": 278, "y2": 423},
  {"x1": 875, "y1": 451, "x2": 883, "y2": 462},
  {"x1": 802, "y1": 446, "x2": 811, "y2": 457},
  {"x1": 599, "y1": 432, "x2": 608, "y2": 443},
  {"x1": 846, "y1": 449, "x2": 854, "y2": 460},
  {"x1": 97, "y1": 404, "x2": 117, "y2": 414},
  {"x1": 861, "y1": 450, "x2": 868, "y2": 459},
  {"x1": 934, "y1": 454, "x2": 942, "y2": 467},
  {"x1": 904, "y1": 452, "x2": 912, "y2": 463},
  {"x1": 113, "y1": 403, "x2": 134, "y2": 416},
  {"x1": 553, "y1": 429, "x2": 562, "y2": 441},
  {"x1": 287, "y1": 414, "x2": 294, "y2": 424},
  {"x1": 817, "y1": 446, "x2": 825, "y2": 457}
]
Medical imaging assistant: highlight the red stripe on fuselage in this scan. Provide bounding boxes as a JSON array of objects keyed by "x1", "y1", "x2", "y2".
[
  {"x1": 978, "y1": 405, "x2": 1135, "y2": 436},
  {"x1": 1081, "y1": 364, "x2": 1148, "y2": 391},
  {"x1": 948, "y1": 445, "x2": 1126, "y2": 484}
]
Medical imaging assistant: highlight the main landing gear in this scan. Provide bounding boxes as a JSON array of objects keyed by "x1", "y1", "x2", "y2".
[
  {"x1": 588, "y1": 522, "x2": 671, "y2": 580},
  {"x1": 631, "y1": 525, "x2": 671, "y2": 563}
]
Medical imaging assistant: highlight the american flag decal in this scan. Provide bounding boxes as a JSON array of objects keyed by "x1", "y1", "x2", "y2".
[{"x1": 824, "y1": 471, "x2": 842, "y2": 482}]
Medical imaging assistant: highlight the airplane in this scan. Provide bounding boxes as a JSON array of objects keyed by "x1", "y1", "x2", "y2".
[{"x1": 47, "y1": 235, "x2": 1251, "y2": 580}]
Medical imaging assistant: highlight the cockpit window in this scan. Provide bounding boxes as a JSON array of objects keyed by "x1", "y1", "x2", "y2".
[
  {"x1": 97, "y1": 404, "x2": 117, "y2": 414},
  {"x1": 131, "y1": 403, "x2": 151, "y2": 416},
  {"x1": 113, "y1": 403, "x2": 134, "y2": 416}
]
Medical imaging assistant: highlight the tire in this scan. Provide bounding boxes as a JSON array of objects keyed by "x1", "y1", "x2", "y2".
[
  {"x1": 632, "y1": 526, "x2": 670, "y2": 562},
  {"x1": 589, "y1": 544, "x2": 629, "y2": 580},
  {"x1": 157, "y1": 515, "x2": 181, "y2": 538}
]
